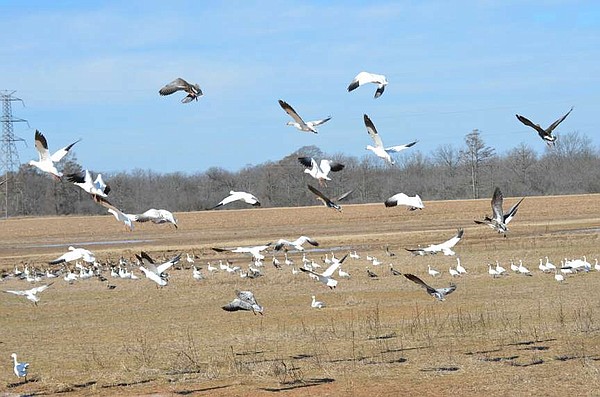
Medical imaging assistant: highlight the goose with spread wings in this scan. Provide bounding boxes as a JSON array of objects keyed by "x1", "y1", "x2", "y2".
[
  {"x1": 212, "y1": 243, "x2": 272, "y2": 261},
  {"x1": 92, "y1": 195, "x2": 135, "y2": 231},
  {"x1": 211, "y1": 190, "x2": 260, "y2": 209},
  {"x1": 65, "y1": 170, "x2": 110, "y2": 197},
  {"x1": 364, "y1": 114, "x2": 417, "y2": 165},
  {"x1": 28, "y1": 130, "x2": 81, "y2": 179},
  {"x1": 307, "y1": 184, "x2": 353, "y2": 212},
  {"x1": 347, "y1": 71, "x2": 388, "y2": 98},
  {"x1": 298, "y1": 157, "x2": 345, "y2": 186},
  {"x1": 4, "y1": 283, "x2": 53, "y2": 306},
  {"x1": 404, "y1": 273, "x2": 456, "y2": 301},
  {"x1": 300, "y1": 254, "x2": 348, "y2": 289},
  {"x1": 516, "y1": 107, "x2": 573, "y2": 146},
  {"x1": 475, "y1": 187, "x2": 524, "y2": 236},
  {"x1": 159, "y1": 78, "x2": 202, "y2": 103},
  {"x1": 384, "y1": 193, "x2": 424, "y2": 210},
  {"x1": 278, "y1": 100, "x2": 331, "y2": 134},
  {"x1": 405, "y1": 228, "x2": 464, "y2": 256},
  {"x1": 274, "y1": 236, "x2": 319, "y2": 251},
  {"x1": 49, "y1": 246, "x2": 96, "y2": 265},
  {"x1": 136, "y1": 251, "x2": 180, "y2": 287},
  {"x1": 222, "y1": 290, "x2": 263, "y2": 314},
  {"x1": 134, "y1": 209, "x2": 178, "y2": 228}
]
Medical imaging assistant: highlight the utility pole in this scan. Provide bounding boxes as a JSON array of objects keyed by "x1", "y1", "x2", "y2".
[{"x1": 0, "y1": 90, "x2": 27, "y2": 218}]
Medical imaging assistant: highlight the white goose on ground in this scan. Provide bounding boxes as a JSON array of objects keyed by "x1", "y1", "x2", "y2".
[
  {"x1": 28, "y1": 130, "x2": 80, "y2": 179},
  {"x1": 456, "y1": 258, "x2": 467, "y2": 274},
  {"x1": 449, "y1": 267, "x2": 460, "y2": 277},
  {"x1": 298, "y1": 157, "x2": 345, "y2": 186},
  {"x1": 311, "y1": 295, "x2": 326, "y2": 309},
  {"x1": 11, "y1": 353, "x2": 29, "y2": 382},
  {"x1": 347, "y1": 71, "x2": 388, "y2": 98},
  {"x1": 384, "y1": 193, "x2": 424, "y2": 210},
  {"x1": 488, "y1": 264, "x2": 500, "y2": 278},
  {"x1": 517, "y1": 260, "x2": 532, "y2": 276},
  {"x1": 544, "y1": 257, "x2": 556, "y2": 271},
  {"x1": 278, "y1": 100, "x2": 331, "y2": 133},
  {"x1": 363, "y1": 114, "x2": 417, "y2": 165},
  {"x1": 428, "y1": 265, "x2": 440, "y2": 277},
  {"x1": 495, "y1": 261, "x2": 506, "y2": 275},
  {"x1": 211, "y1": 191, "x2": 261, "y2": 209}
]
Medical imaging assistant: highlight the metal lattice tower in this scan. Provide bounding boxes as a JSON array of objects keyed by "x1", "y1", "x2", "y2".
[{"x1": 0, "y1": 90, "x2": 27, "y2": 218}]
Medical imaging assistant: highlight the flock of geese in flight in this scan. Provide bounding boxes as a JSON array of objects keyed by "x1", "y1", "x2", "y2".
[{"x1": 7, "y1": 71, "x2": 580, "y2": 383}]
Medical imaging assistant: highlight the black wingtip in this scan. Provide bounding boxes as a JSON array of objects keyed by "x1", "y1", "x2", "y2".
[{"x1": 347, "y1": 81, "x2": 359, "y2": 92}]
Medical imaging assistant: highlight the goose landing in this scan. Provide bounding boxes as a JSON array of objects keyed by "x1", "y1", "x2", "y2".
[{"x1": 222, "y1": 290, "x2": 263, "y2": 314}]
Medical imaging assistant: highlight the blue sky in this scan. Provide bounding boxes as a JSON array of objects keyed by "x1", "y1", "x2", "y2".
[{"x1": 1, "y1": 1, "x2": 598, "y2": 173}]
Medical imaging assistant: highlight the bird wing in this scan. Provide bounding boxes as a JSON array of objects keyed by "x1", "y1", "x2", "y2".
[
  {"x1": 308, "y1": 116, "x2": 332, "y2": 127},
  {"x1": 213, "y1": 192, "x2": 239, "y2": 208},
  {"x1": 236, "y1": 290, "x2": 258, "y2": 305},
  {"x1": 504, "y1": 197, "x2": 524, "y2": 225},
  {"x1": 157, "y1": 254, "x2": 181, "y2": 274},
  {"x1": 65, "y1": 170, "x2": 87, "y2": 185},
  {"x1": 403, "y1": 273, "x2": 436, "y2": 295},
  {"x1": 50, "y1": 138, "x2": 81, "y2": 163},
  {"x1": 336, "y1": 189, "x2": 353, "y2": 202},
  {"x1": 437, "y1": 285, "x2": 457, "y2": 296},
  {"x1": 347, "y1": 71, "x2": 371, "y2": 92},
  {"x1": 31, "y1": 284, "x2": 52, "y2": 294},
  {"x1": 516, "y1": 114, "x2": 546, "y2": 135},
  {"x1": 307, "y1": 184, "x2": 333, "y2": 206},
  {"x1": 274, "y1": 239, "x2": 291, "y2": 251},
  {"x1": 278, "y1": 100, "x2": 306, "y2": 125},
  {"x1": 159, "y1": 78, "x2": 189, "y2": 96},
  {"x1": 490, "y1": 187, "x2": 504, "y2": 222},
  {"x1": 385, "y1": 193, "x2": 409, "y2": 207},
  {"x1": 547, "y1": 107, "x2": 573, "y2": 132},
  {"x1": 385, "y1": 141, "x2": 418, "y2": 153},
  {"x1": 374, "y1": 84, "x2": 386, "y2": 99},
  {"x1": 4, "y1": 289, "x2": 28, "y2": 296},
  {"x1": 298, "y1": 157, "x2": 316, "y2": 169},
  {"x1": 321, "y1": 261, "x2": 341, "y2": 277},
  {"x1": 34, "y1": 130, "x2": 51, "y2": 161},
  {"x1": 295, "y1": 236, "x2": 319, "y2": 247},
  {"x1": 222, "y1": 298, "x2": 253, "y2": 312},
  {"x1": 439, "y1": 228, "x2": 464, "y2": 249},
  {"x1": 363, "y1": 114, "x2": 384, "y2": 148},
  {"x1": 93, "y1": 173, "x2": 108, "y2": 192}
]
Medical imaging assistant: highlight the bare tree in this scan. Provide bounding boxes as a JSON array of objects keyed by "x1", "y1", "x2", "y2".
[{"x1": 459, "y1": 129, "x2": 495, "y2": 199}]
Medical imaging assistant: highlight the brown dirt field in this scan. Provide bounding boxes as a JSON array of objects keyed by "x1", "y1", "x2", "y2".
[{"x1": 0, "y1": 194, "x2": 599, "y2": 396}]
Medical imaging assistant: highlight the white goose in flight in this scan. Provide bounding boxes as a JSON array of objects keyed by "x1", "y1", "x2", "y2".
[
  {"x1": 159, "y1": 78, "x2": 202, "y2": 103},
  {"x1": 474, "y1": 187, "x2": 524, "y2": 236},
  {"x1": 134, "y1": 209, "x2": 178, "y2": 228},
  {"x1": 363, "y1": 114, "x2": 417, "y2": 165},
  {"x1": 222, "y1": 290, "x2": 263, "y2": 315},
  {"x1": 212, "y1": 243, "x2": 272, "y2": 261},
  {"x1": 347, "y1": 71, "x2": 388, "y2": 98},
  {"x1": 406, "y1": 229, "x2": 464, "y2": 256},
  {"x1": 211, "y1": 191, "x2": 260, "y2": 209},
  {"x1": 65, "y1": 170, "x2": 110, "y2": 197},
  {"x1": 92, "y1": 195, "x2": 135, "y2": 231},
  {"x1": 136, "y1": 251, "x2": 180, "y2": 287},
  {"x1": 384, "y1": 193, "x2": 424, "y2": 210},
  {"x1": 278, "y1": 100, "x2": 331, "y2": 134},
  {"x1": 298, "y1": 157, "x2": 345, "y2": 186},
  {"x1": 4, "y1": 283, "x2": 53, "y2": 306},
  {"x1": 28, "y1": 130, "x2": 80, "y2": 179},
  {"x1": 274, "y1": 236, "x2": 319, "y2": 252},
  {"x1": 300, "y1": 254, "x2": 348, "y2": 289},
  {"x1": 49, "y1": 247, "x2": 95, "y2": 265}
]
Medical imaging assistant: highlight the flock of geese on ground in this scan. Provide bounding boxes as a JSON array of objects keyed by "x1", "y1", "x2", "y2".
[{"x1": 7, "y1": 72, "x2": 579, "y2": 382}]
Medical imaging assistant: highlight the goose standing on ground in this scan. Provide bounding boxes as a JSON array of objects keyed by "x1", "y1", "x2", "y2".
[
  {"x1": 456, "y1": 258, "x2": 467, "y2": 274},
  {"x1": 274, "y1": 236, "x2": 319, "y2": 251},
  {"x1": 212, "y1": 243, "x2": 272, "y2": 261},
  {"x1": 65, "y1": 170, "x2": 110, "y2": 197},
  {"x1": 406, "y1": 228, "x2": 464, "y2": 256},
  {"x1": 347, "y1": 71, "x2": 388, "y2": 98},
  {"x1": 49, "y1": 247, "x2": 95, "y2": 265},
  {"x1": 222, "y1": 290, "x2": 263, "y2": 314},
  {"x1": 307, "y1": 184, "x2": 353, "y2": 212},
  {"x1": 136, "y1": 251, "x2": 180, "y2": 287},
  {"x1": 449, "y1": 267, "x2": 460, "y2": 277},
  {"x1": 366, "y1": 268, "x2": 379, "y2": 278},
  {"x1": 311, "y1": 295, "x2": 326, "y2": 309},
  {"x1": 159, "y1": 78, "x2": 202, "y2": 103},
  {"x1": 384, "y1": 192, "x2": 424, "y2": 210},
  {"x1": 517, "y1": 260, "x2": 532, "y2": 276},
  {"x1": 428, "y1": 265, "x2": 440, "y2": 277},
  {"x1": 389, "y1": 264, "x2": 402, "y2": 276},
  {"x1": 474, "y1": 187, "x2": 524, "y2": 237},
  {"x1": 11, "y1": 353, "x2": 29, "y2": 382},
  {"x1": 278, "y1": 100, "x2": 331, "y2": 134},
  {"x1": 4, "y1": 283, "x2": 53, "y2": 306},
  {"x1": 404, "y1": 273, "x2": 456, "y2": 301},
  {"x1": 134, "y1": 209, "x2": 178, "y2": 228},
  {"x1": 298, "y1": 157, "x2": 345, "y2": 186},
  {"x1": 385, "y1": 245, "x2": 396, "y2": 257},
  {"x1": 554, "y1": 269, "x2": 565, "y2": 283},
  {"x1": 515, "y1": 107, "x2": 573, "y2": 146},
  {"x1": 488, "y1": 264, "x2": 500, "y2": 278},
  {"x1": 495, "y1": 261, "x2": 506, "y2": 275},
  {"x1": 300, "y1": 254, "x2": 348, "y2": 289},
  {"x1": 363, "y1": 114, "x2": 417, "y2": 165},
  {"x1": 211, "y1": 190, "x2": 261, "y2": 209},
  {"x1": 28, "y1": 130, "x2": 81, "y2": 179},
  {"x1": 92, "y1": 195, "x2": 135, "y2": 231}
]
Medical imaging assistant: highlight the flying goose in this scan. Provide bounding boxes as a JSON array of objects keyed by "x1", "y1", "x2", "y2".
[
  {"x1": 28, "y1": 130, "x2": 81, "y2": 179},
  {"x1": 159, "y1": 78, "x2": 202, "y2": 103},
  {"x1": 474, "y1": 187, "x2": 524, "y2": 236},
  {"x1": 11, "y1": 353, "x2": 29, "y2": 382},
  {"x1": 92, "y1": 195, "x2": 135, "y2": 231},
  {"x1": 212, "y1": 243, "x2": 272, "y2": 261},
  {"x1": 136, "y1": 251, "x2": 181, "y2": 287},
  {"x1": 516, "y1": 107, "x2": 573, "y2": 146},
  {"x1": 65, "y1": 170, "x2": 110, "y2": 197},
  {"x1": 211, "y1": 190, "x2": 260, "y2": 209},
  {"x1": 49, "y1": 247, "x2": 95, "y2": 265},
  {"x1": 347, "y1": 71, "x2": 388, "y2": 98},
  {"x1": 134, "y1": 209, "x2": 178, "y2": 228},
  {"x1": 274, "y1": 236, "x2": 319, "y2": 251},
  {"x1": 403, "y1": 273, "x2": 456, "y2": 301},
  {"x1": 384, "y1": 193, "x2": 424, "y2": 210},
  {"x1": 307, "y1": 184, "x2": 353, "y2": 212},
  {"x1": 278, "y1": 100, "x2": 331, "y2": 133},
  {"x1": 300, "y1": 254, "x2": 348, "y2": 289},
  {"x1": 4, "y1": 283, "x2": 53, "y2": 306},
  {"x1": 363, "y1": 114, "x2": 417, "y2": 165},
  {"x1": 298, "y1": 157, "x2": 345, "y2": 186},
  {"x1": 406, "y1": 228, "x2": 464, "y2": 256},
  {"x1": 222, "y1": 290, "x2": 263, "y2": 314}
]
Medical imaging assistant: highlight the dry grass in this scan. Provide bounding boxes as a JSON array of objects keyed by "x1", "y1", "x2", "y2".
[{"x1": 0, "y1": 194, "x2": 599, "y2": 396}]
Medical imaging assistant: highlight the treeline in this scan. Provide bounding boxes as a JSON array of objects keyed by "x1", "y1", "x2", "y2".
[{"x1": 3, "y1": 130, "x2": 600, "y2": 217}]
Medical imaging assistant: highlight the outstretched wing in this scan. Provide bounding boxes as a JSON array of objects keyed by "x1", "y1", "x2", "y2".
[
  {"x1": 308, "y1": 116, "x2": 332, "y2": 127},
  {"x1": 547, "y1": 107, "x2": 573, "y2": 133},
  {"x1": 159, "y1": 78, "x2": 190, "y2": 96},
  {"x1": 336, "y1": 189, "x2": 353, "y2": 202},
  {"x1": 278, "y1": 100, "x2": 306, "y2": 125},
  {"x1": 363, "y1": 114, "x2": 384, "y2": 149},
  {"x1": 490, "y1": 187, "x2": 504, "y2": 222},
  {"x1": 385, "y1": 141, "x2": 418, "y2": 153},
  {"x1": 34, "y1": 130, "x2": 51, "y2": 161},
  {"x1": 307, "y1": 184, "x2": 332, "y2": 206},
  {"x1": 504, "y1": 197, "x2": 524, "y2": 225},
  {"x1": 50, "y1": 139, "x2": 81, "y2": 163},
  {"x1": 516, "y1": 114, "x2": 546, "y2": 135},
  {"x1": 439, "y1": 228, "x2": 464, "y2": 249},
  {"x1": 403, "y1": 273, "x2": 436, "y2": 295}
]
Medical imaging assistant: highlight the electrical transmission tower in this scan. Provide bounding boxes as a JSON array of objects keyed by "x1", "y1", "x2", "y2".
[{"x1": 0, "y1": 90, "x2": 27, "y2": 218}]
